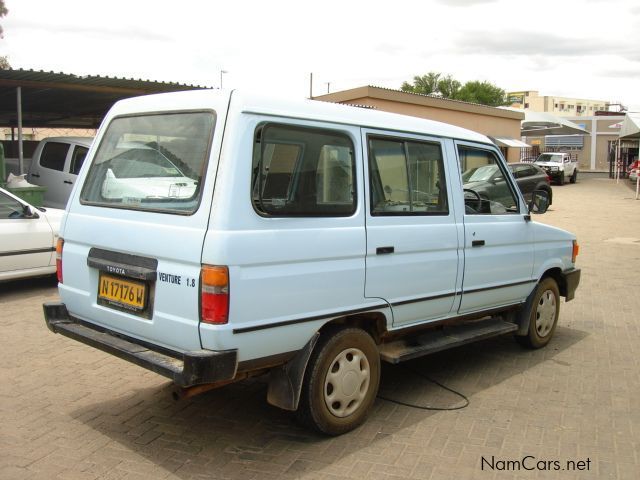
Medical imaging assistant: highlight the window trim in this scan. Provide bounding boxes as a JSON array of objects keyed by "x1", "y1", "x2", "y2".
[
  {"x1": 251, "y1": 122, "x2": 358, "y2": 218},
  {"x1": 367, "y1": 133, "x2": 449, "y2": 217},
  {"x1": 456, "y1": 144, "x2": 522, "y2": 215},
  {"x1": 79, "y1": 109, "x2": 216, "y2": 216}
]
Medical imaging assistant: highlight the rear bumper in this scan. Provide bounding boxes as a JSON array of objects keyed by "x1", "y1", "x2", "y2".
[
  {"x1": 562, "y1": 268, "x2": 581, "y2": 301},
  {"x1": 43, "y1": 302, "x2": 237, "y2": 387}
]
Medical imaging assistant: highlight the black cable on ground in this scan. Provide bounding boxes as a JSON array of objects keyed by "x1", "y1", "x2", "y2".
[{"x1": 377, "y1": 366, "x2": 470, "y2": 411}]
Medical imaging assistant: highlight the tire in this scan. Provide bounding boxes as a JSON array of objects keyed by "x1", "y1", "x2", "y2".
[
  {"x1": 516, "y1": 277, "x2": 560, "y2": 349},
  {"x1": 558, "y1": 172, "x2": 565, "y2": 185},
  {"x1": 296, "y1": 327, "x2": 380, "y2": 435},
  {"x1": 570, "y1": 169, "x2": 577, "y2": 184}
]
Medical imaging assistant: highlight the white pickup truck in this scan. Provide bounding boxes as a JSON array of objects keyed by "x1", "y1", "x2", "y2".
[{"x1": 534, "y1": 152, "x2": 578, "y2": 185}]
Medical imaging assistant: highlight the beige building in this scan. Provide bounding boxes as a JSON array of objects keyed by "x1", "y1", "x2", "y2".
[
  {"x1": 315, "y1": 86, "x2": 525, "y2": 162},
  {"x1": 565, "y1": 114, "x2": 631, "y2": 172},
  {"x1": 508, "y1": 91, "x2": 610, "y2": 117}
]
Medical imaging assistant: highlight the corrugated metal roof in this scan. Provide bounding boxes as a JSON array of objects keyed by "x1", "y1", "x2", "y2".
[
  {"x1": 0, "y1": 68, "x2": 210, "y2": 92},
  {"x1": 366, "y1": 85, "x2": 514, "y2": 111},
  {"x1": 0, "y1": 68, "x2": 211, "y2": 128}
]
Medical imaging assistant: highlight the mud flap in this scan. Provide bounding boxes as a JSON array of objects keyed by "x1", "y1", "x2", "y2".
[{"x1": 266, "y1": 332, "x2": 319, "y2": 411}]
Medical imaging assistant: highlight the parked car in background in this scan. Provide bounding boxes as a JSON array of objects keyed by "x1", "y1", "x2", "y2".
[
  {"x1": 626, "y1": 160, "x2": 639, "y2": 174},
  {"x1": 461, "y1": 162, "x2": 552, "y2": 212},
  {"x1": 508, "y1": 162, "x2": 553, "y2": 205},
  {"x1": 0, "y1": 187, "x2": 64, "y2": 282},
  {"x1": 28, "y1": 137, "x2": 93, "y2": 208},
  {"x1": 629, "y1": 168, "x2": 638, "y2": 182},
  {"x1": 534, "y1": 152, "x2": 578, "y2": 185}
]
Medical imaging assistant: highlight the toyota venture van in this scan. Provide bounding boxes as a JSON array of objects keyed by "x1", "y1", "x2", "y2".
[{"x1": 44, "y1": 90, "x2": 580, "y2": 435}]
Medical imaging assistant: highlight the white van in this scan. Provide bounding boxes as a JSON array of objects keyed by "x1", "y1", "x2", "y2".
[
  {"x1": 28, "y1": 137, "x2": 94, "y2": 208},
  {"x1": 44, "y1": 90, "x2": 580, "y2": 435}
]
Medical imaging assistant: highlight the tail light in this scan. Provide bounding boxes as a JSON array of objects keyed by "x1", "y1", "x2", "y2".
[
  {"x1": 200, "y1": 265, "x2": 229, "y2": 324},
  {"x1": 572, "y1": 240, "x2": 580, "y2": 263},
  {"x1": 56, "y1": 238, "x2": 64, "y2": 283}
]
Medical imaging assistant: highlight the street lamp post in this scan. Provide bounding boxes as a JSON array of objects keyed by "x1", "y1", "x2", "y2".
[{"x1": 220, "y1": 70, "x2": 228, "y2": 89}]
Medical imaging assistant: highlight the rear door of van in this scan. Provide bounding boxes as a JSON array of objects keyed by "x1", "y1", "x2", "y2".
[{"x1": 59, "y1": 93, "x2": 227, "y2": 353}]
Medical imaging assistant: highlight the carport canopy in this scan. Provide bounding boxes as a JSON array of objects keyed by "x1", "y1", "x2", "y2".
[
  {"x1": 489, "y1": 136, "x2": 530, "y2": 148},
  {"x1": 0, "y1": 68, "x2": 209, "y2": 129},
  {"x1": 619, "y1": 112, "x2": 640, "y2": 139}
]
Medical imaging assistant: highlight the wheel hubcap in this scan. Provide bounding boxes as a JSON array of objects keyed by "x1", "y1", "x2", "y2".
[
  {"x1": 535, "y1": 289, "x2": 556, "y2": 337},
  {"x1": 324, "y1": 348, "x2": 370, "y2": 418}
]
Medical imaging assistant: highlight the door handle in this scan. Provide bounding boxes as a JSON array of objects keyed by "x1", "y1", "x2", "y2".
[
  {"x1": 472, "y1": 240, "x2": 485, "y2": 247},
  {"x1": 31, "y1": 173, "x2": 40, "y2": 178},
  {"x1": 376, "y1": 246, "x2": 395, "y2": 255},
  {"x1": 64, "y1": 180, "x2": 73, "y2": 185}
]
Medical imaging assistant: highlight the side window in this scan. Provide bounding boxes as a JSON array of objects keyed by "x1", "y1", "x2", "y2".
[
  {"x1": 40, "y1": 142, "x2": 70, "y2": 171},
  {"x1": 368, "y1": 136, "x2": 448, "y2": 215},
  {"x1": 0, "y1": 191, "x2": 25, "y2": 219},
  {"x1": 70, "y1": 146, "x2": 89, "y2": 175},
  {"x1": 459, "y1": 147, "x2": 519, "y2": 215},
  {"x1": 252, "y1": 124, "x2": 356, "y2": 216}
]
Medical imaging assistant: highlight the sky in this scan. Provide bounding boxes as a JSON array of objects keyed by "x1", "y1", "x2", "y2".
[{"x1": 1, "y1": 0, "x2": 640, "y2": 110}]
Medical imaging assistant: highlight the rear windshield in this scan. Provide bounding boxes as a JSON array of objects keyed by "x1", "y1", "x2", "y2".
[
  {"x1": 536, "y1": 154, "x2": 562, "y2": 163},
  {"x1": 80, "y1": 111, "x2": 215, "y2": 214}
]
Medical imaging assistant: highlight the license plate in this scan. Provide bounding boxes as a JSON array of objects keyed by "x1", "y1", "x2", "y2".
[{"x1": 98, "y1": 273, "x2": 147, "y2": 311}]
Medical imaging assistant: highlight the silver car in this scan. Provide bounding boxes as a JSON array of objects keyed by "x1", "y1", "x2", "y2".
[{"x1": 28, "y1": 137, "x2": 94, "y2": 208}]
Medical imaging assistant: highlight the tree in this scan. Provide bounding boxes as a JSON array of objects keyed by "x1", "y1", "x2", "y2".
[
  {"x1": 437, "y1": 75, "x2": 461, "y2": 99},
  {"x1": 0, "y1": 55, "x2": 9, "y2": 69},
  {"x1": 455, "y1": 80, "x2": 507, "y2": 107},
  {"x1": 401, "y1": 72, "x2": 441, "y2": 95},
  {"x1": 0, "y1": 0, "x2": 7, "y2": 38},
  {"x1": 400, "y1": 72, "x2": 507, "y2": 106}
]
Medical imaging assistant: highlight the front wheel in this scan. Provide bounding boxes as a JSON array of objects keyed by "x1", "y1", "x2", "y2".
[
  {"x1": 296, "y1": 327, "x2": 380, "y2": 435},
  {"x1": 558, "y1": 172, "x2": 565, "y2": 185},
  {"x1": 516, "y1": 277, "x2": 560, "y2": 349}
]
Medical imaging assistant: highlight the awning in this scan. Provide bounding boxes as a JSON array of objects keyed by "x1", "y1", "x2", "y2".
[
  {"x1": 619, "y1": 113, "x2": 640, "y2": 139},
  {"x1": 489, "y1": 136, "x2": 530, "y2": 148},
  {"x1": 520, "y1": 111, "x2": 589, "y2": 136}
]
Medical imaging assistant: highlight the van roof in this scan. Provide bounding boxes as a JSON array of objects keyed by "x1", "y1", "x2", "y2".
[{"x1": 109, "y1": 89, "x2": 493, "y2": 145}]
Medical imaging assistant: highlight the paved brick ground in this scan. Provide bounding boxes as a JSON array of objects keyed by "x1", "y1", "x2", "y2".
[{"x1": 1, "y1": 174, "x2": 639, "y2": 480}]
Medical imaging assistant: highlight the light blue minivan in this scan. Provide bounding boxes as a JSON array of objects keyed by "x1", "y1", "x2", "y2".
[{"x1": 44, "y1": 90, "x2": 580, "y2": 435}]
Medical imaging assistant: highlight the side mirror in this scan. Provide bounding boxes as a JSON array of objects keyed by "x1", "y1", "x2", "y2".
[
  {"x1": 529, "y1": 190, "x2": 550, "y2": 214},
  {"x1": 22, "y1": 205, "x2": 39, "y2": 219}
]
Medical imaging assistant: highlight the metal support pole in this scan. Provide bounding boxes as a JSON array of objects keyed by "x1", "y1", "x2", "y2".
[
  {"x1": 615, "y1": 139, "x2": 620, "y2": 184},
  {"x1": 17, "y1": 86, "x2": 24, "y2": 175}
]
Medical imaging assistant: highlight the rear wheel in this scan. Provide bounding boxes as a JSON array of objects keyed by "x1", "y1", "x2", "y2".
[
  {"x1": 516, "y1": 277, "x2": 560, "y2": 349},
  {"x1": 296, "y1": 327, "x2": 380, "y2": 435},
  {"x1": 570, "y1": 169, "x2": 578, "y2": 184}
]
